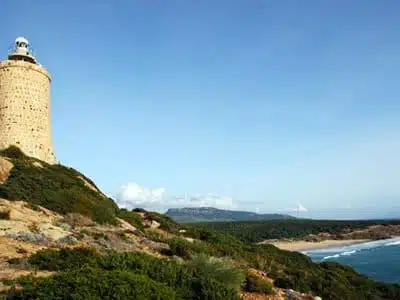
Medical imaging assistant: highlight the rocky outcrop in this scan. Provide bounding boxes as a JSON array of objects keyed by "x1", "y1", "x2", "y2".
[
  {"x1": 0, "y1": 156, "x2": 13, "y2": 184},
  {"x1": 0, "y1": 199, "x2": 71, "y2": 242},
  {"x1": 77, "y1": 175, "x2": 100, "y2": 193},
  {"x1": 144, "y1": 219, "x2": 161, "y2": 229}
]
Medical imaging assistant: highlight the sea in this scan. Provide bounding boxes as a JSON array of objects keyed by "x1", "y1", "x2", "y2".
[{"x1": 304, "y1": 237, "x2": 400, "y2": 284}]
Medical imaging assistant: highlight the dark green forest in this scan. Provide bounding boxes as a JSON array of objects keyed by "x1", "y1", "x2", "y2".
[{"x1": 191, "y1": 219, "x2": 400, "y2": 243}]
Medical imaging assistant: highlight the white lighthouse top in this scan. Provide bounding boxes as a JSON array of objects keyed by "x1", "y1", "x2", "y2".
[
  {"x1": 8, "y1": 36, "x2": 37, "y2": 63},
  {"x1": 15, "y1": 37, "x2": 29, "y2": 46}
]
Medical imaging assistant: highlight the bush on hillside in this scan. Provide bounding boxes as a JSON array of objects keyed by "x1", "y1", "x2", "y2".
[
  {"x1": 132, "y1": 208, "x2": 147, "y2": 213},
  {"x1": 118, "y1": 207, "x2": 181, "y2": 232},
  {"x1": 144, "y1": 211, "x2": 182, "y2": 232},
  {"x1": 164, "y1": 238, "x2": 192, "y2": 259},
  {"x1": 0, "y1": 145, "x2": 25, "y2": 159},
  {"x1": 187, "y1": 254, "x2": 245, "y2": 294},
  {"x1": 244, "y1": 273, "x2": 273, "y2": 294},
  {"x1": 28, "y1": 247, "x2": 100, "y2": 271},
  {"x1": 117, "y1": 209, "x2": 144, "y2": 231},
  {"x1": 62, "y1": 213, "x2": 94, "y2": 227},
  {"x1": 0, "y1": 210, "x2": 10, "y2": 220}
]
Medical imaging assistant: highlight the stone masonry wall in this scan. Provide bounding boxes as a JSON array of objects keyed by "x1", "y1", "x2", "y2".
[{"x1": 0, "y1": 60, "x2": 56, "y2": 164}]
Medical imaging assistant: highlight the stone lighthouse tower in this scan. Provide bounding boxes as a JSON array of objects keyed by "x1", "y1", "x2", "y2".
[{"x1": 0, "y1": 37, "x2": 56, "y2": 164}]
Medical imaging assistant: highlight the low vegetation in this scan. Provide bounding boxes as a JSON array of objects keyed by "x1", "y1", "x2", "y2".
[
  {"x1": 10, "y1": 248, "x2": 243, "y2": 300},
  {"x1": 244, "y1": 273, "x2": 274, "y2": 295},
  {"x1": 0, "y1": 146, "x2": 118, "y2": 224},
  {"x1": 136, "y1": 208, "x2": 182, "y2": 233},
  {"x1": 0, "y1": 209, "x2": 10, "y2": 220},
  {"x1": 167, "y1": 227, "x2": 400, "y2": 300},
  {"x1": 6, "y1": 226, "x2": 400, "y2": 300},
  {"x1": 117, "y1": 208, "x2": 145, "y2": 231}
]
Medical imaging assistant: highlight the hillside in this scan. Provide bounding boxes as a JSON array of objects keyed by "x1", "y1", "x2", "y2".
[
  {"x1": 1, "y1": 146, "x2": 400, "y2": 300},
  {"x1": 165, "y1": 207, "x2": 295, "y2": 223}
]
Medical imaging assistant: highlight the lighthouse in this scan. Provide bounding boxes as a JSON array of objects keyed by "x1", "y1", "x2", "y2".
[{"x1": 0, "y1": 37, "x2": 56, "y2": 164}]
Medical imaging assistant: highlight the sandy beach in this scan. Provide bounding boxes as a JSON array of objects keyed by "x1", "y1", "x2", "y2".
[{"x1": 264, "y1": 239, "x2": 370, "y2": 252}]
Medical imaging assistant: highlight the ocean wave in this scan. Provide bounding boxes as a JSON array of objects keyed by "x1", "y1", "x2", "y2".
[
  {"x1": 342, "y1": 250, "x2": 357, "y2": 256},
  {"x1": 322, "y1": 250, "x2": 357, "y2": 260},
  {"x1": 385, "y1": 240, "x2": 400, "y2": 246},
  {"x1": 308, "y1": 237, "x2": 400, "y2": 260},
  {"x1": 323, "y1": 254, "x2": 340, "y2": 260}
]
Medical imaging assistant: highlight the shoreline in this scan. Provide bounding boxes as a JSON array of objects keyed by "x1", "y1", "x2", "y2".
[{"x1": 265, "y1": 239, "x2": 370, "y2": 252}]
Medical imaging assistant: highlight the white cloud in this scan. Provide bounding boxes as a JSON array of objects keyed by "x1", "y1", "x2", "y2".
[
  {"x1": 279, "y1": 203, "x2": 308, "y2": 213},
  {"x1": 117, "y1": 183, "x2": 166, "y2": 210},
  {"x1": 296, "y1": 203, "x2": 308, "y2": 212},
  {"x1": 116, "y1": 183, "x2": 238, "y2": 212}
]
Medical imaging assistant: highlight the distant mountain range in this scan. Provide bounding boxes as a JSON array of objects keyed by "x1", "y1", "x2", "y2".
[
  {"x1": 380, "y1": 212, "x2": 400, "y2": 220},
  {"x1": 165, "y1": 207, "x2": 296, "y2": 223}
]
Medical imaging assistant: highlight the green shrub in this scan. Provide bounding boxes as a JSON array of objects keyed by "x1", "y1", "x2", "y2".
[
  {"x1": 0, "y1": 210, "x2": 10, "y2": 220},
  {"x1": 144, "y1": 211, "x2": 181, "y2": 233},
  {"x1": 79, "y1": 229, "x2": 91, "y2": 236},
  {"x1": 187, "y1": 254, "x2": 245, "y2": 294},
  {"x1": 187, "y1": 277, "x2": 241, "y2": 300},
  {"x1": 123, "y1": 208, "x2": 181, "y2": 232},
  {"x1": 0, "y1": 145, "x2": 25, "y2": 159},
  {"x1": 144, "y1": 230, "x2": 167, "y2": 243},
  {"x1": 25, "y1": 203, "x2": 41, "y2": 212},
  {"x1": 14, "y1": 267, "x2": 177, "y2": 300},
  {"x1": 117, "y1": 209, "x2": 144, "y2": 231},
  {"x1": 166, "y1": 238, "x2": 191, "y2": 259},
  {"x1": 274, "y1": 276, "x2": 292, "y2": 289},
  {"x1": 244, "y1": 274, "x2": 273, "y2": 295},
  {"x1": 28, "y1": 248, "x2": 100, "y2": 271},
  {"x1": 63, "y1": 213, "x2": 94, "y2": 227},
  {"x1": 92, "y1": 232, "x2": 109, "y2": 241}
]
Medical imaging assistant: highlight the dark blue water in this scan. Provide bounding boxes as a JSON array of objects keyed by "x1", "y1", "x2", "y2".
[{"x1": 304, "y1": 237, "x2": 400, "y2": 284}]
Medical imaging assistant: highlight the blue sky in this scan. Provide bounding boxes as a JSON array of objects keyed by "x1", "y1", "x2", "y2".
[{"x1": 1, "y1": 1, "x2": 400, "y2": 218}]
